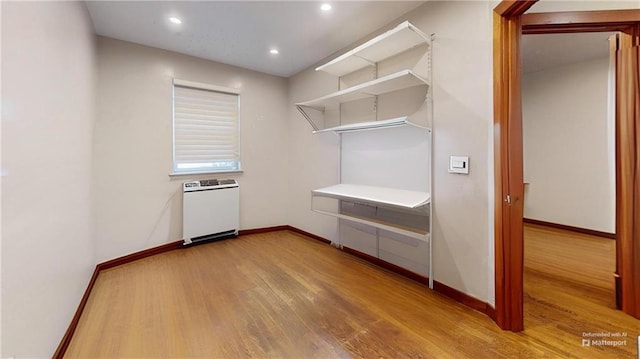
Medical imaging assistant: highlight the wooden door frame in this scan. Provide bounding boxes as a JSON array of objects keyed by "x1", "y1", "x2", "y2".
[{"x1": 493, "y1": 2, "x2": 640, "y2": 331}]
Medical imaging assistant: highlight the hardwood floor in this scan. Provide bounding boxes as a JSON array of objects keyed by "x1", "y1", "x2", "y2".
[
  {"x1": 523, "y1": 224, "x2": 636, "y2": 358},
  {"x1": 524, "y1": 223, "x2": 616, "y2": 292},
  {"x1": 523, "y1": 224, "x2": 637, "y2": 359},
  {"x1": 65, "y1": 230, "x2": 639, "y2": 358}
]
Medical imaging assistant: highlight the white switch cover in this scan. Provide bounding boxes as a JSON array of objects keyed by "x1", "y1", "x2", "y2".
[{"x1": 449, "y1": 156, "x2": 469, "y2": 174}]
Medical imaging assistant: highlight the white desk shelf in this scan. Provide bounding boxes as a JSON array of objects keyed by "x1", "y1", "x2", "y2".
[
  {"x1": 312, "y1": 184, "x2": 430, "y2": 209},
  {"x1": 316, "y1": 21, "x2": 430, "y2": 77},
  {"x1": 311, "y1": 184, "x2": 430, "y2": 241}
]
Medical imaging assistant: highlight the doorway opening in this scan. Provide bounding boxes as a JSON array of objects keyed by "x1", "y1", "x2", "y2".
[
  {"x1": 493, "y1": 3, "x2": 640, "y2": 331},
  {"x1": 521, "y1": 31, "x2": 618, "y2": 320}
]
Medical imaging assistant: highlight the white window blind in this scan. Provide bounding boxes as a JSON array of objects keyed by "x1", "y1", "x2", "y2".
[{"x1": 173, "y1": 81, "x2": 240, "y2": 173}]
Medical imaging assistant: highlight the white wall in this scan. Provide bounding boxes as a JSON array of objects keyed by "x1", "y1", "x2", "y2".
[
  {"x1": 1, "y1": 2, "x2": 96, "y2": 357},
  {"x1": 523, "y1": 57, "x2": 614, "y2": 233},
  {"x1": 286, "y1": 63, "x2": 341, "y2": 241},
  {"x1": 288, "y1": 0, "x2": 495, "y2": 303},
  {"x1": 0, "y1": 1, "x2": 3, "y2": 352},
  {"x1": 93, "y1": 37, "x2": 289, "y2": 263}
]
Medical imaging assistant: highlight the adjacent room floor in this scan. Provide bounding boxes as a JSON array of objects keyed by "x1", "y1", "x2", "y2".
[
  {"x1": 64, "y1": 229, "x2": 638, "y2": 358},
  {"x1": 523, "y1": 224, "x2": 632, "y2": 357}
]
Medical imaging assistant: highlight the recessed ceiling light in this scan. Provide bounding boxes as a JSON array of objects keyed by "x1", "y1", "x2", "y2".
[
  {"x1": 320, "y1": 3, "x2": 332, "y2": 11},
  {"x1": 270, "y1": 49, "x2": 279, "y2": 55},
  {"x1": 169, "y1": 17, "x2": 182, "y2": 24}
]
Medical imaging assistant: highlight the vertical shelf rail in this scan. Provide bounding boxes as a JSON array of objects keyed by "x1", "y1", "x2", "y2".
[{"x1": 428, "y1": 33, "x2": 434, "y2": 289}]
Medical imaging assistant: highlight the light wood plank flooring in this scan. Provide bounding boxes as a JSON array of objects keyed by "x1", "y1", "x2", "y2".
[
  {"x1": 65, "y1": 230, "x2": 639, "y2": 358},
  {"x1": 523, "y1": 224, "x2": 636, "y2": 358},
  {"x1": 524, "y1": 223, "x2": 616, "y2": 292}
]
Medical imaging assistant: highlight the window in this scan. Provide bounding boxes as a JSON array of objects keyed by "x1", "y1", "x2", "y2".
[{"x1": 172, "y1": 79, "x2": 240, "y2": 174}]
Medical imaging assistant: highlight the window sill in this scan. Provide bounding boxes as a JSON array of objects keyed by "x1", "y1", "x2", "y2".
[{"x1": 169, "y1": 170, "x2": 244, "y2": 178}]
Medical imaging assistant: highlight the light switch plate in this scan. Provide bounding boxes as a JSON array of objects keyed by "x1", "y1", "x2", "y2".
[{"x1": 449, "y1": 156, "x2": 469, "y2": 174}]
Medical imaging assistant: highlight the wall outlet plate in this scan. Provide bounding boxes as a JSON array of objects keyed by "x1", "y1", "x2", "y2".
[{"x1": 449, "y1": 156, "x2": 469, "y2": 174}]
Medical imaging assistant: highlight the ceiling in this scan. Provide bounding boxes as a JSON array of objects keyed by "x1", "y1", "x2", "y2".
[
  {"x1": 85, "y1": 1, "x2": 426, "y2": 78},
  {"x1": 522, "y1": 32, "x2": 615, "y2": 73}
]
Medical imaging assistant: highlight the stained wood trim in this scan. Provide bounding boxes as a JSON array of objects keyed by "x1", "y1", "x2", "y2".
[
  {"x1": 632, "y1": 29, "x2": 640, "y2": 317},
  {"x1": 523, "y1": 25, "x2": 635, "y2": 35},
  {"x1": 493, "y1": 0, "x2": 534, "y2": 332},
  {"x1": 99, "y1": 240, "x2": 184, "y2": 271},
  {"x1": 523, "y1": 218, "x2": 616, "y2": 240},
  {"x1": 494, "y1": 0, "x2": 538, "y2": 17},
  {"x1": 504, "y1": 10, "x2": 526, "y2": 330},
  {"x1": 240, "y1": 226, "x2": 333, "y2": 245},
  {"x1": 285, "y1": 226, "x2": 332, "y2": 244},
  {"x1": 239, "y1": 226, "x2": 290, "y2": 236},
  {"x1": 493, "y1": 10, "x2": 508, "y2": 331},
  {"x1": 485, "y1": 305, "x2": 497, "y2": 321},
  {"x1": 523, "y1": 10, "x2": 640, "y2": 34},
  {"x1": 615, "y1": 28, "x2": 640, "y2": 318},
  {"x1": 432, "y1": 281, "x2": 497, "y2": 319}
]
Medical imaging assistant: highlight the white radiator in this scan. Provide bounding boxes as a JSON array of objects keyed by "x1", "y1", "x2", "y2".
[{"x1": 182, "y1": 179, "x2": 239, "y2": 245}]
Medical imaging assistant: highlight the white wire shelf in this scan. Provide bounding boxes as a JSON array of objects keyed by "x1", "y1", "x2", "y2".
[
  {"x1": 316, "y1": 21, "x2": 430, "y2": 77},
  {"x1": 296, "y1": 70, "x2": 429, "y2": 111},
  {"x1": 312, "y1": 184, "x2": 430, "y2": 210},
  {"x1": 311, "y1": 117, "x2": 430, "y2": 134}
]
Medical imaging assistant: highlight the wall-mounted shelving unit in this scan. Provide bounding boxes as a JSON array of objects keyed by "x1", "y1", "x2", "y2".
[
  {"x1": 296, "y1": 20, "x2": 434, "y2": 288},
  {"x1": 296, "y1": 20, "x2": 432, "y2": 133}
]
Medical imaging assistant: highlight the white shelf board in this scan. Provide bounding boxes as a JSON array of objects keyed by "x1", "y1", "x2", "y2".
[
  {"x1": 312, "y1": 117, "x2": 430, "y2": 134},
  {"x1": 312, "y1": 184, "x2": 430, "y2": 210},
  {"x1": 316, "y1": 21, "x2": 430, "y2": 77},
  {"x1": 296, "y1": 70, "x2": 428, "y2": 111}
]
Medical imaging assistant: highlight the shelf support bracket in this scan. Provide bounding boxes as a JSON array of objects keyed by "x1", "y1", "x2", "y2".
[{"x1": 296, "y1": 105, "x2": 321, "y2": 132}]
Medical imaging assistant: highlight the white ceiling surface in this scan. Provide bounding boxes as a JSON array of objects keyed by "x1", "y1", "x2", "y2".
[
  {"x1": 85, "y1": 1, "x2": 426, "y2": 78},
  {"x1": 522, "y1": 32, "x2": 616, "y2": 73}
]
